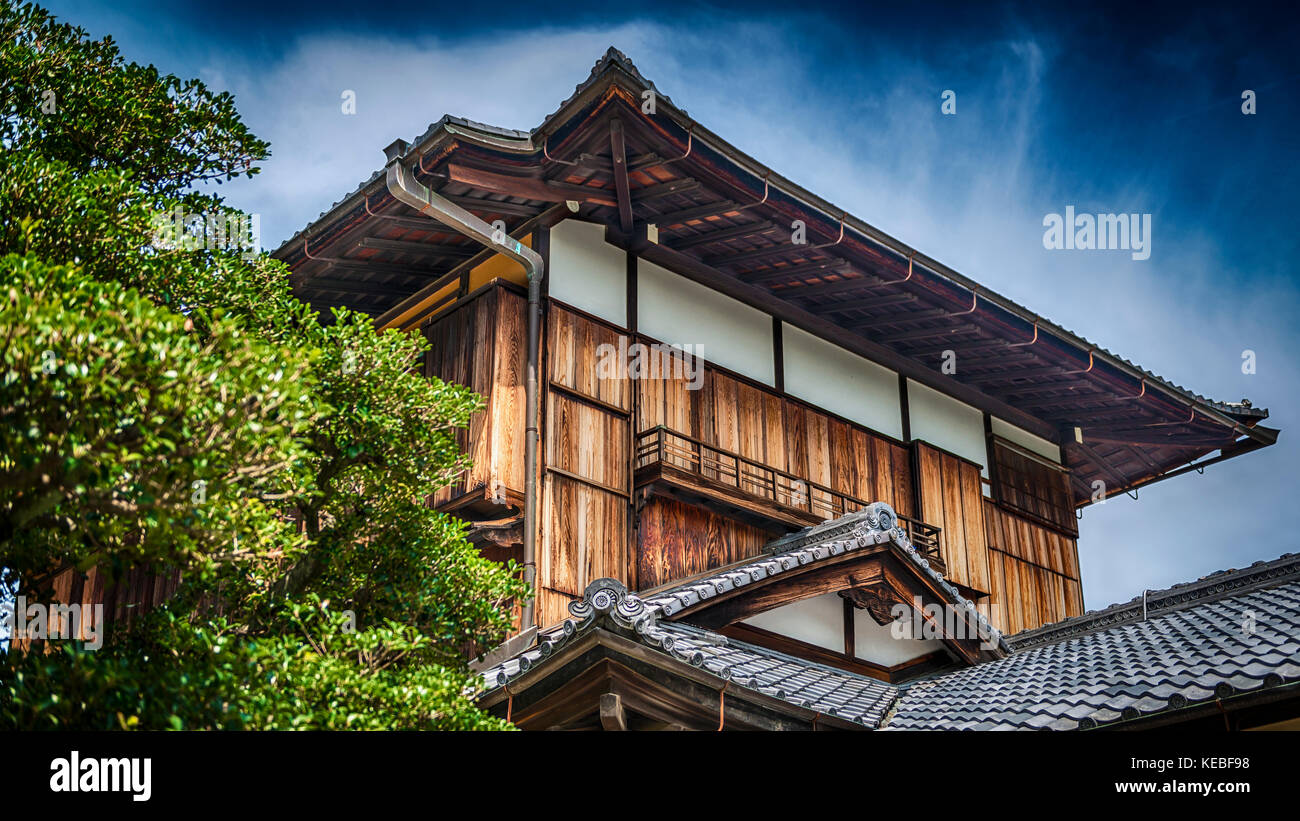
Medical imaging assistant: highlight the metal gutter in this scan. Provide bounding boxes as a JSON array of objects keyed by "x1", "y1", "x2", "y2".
[
  {"x1": 383, "y1": 140, "x2": 545, "y2": 635},
  {"x1": 1085, "y1": 424, "x2": 1279, "y2": 505}
]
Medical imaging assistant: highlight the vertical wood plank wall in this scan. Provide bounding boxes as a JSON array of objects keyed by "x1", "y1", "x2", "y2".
[
  {"x1": 12, "y1": 564, "x2": 184, "y2": 650},
  {"x1": 536, "y1": 306, "x2": 631, "y2": 627},
  {"x1": 544, "y1": 300, "x2": 916, "y2": 613},
  {"x1": 423, "y1": 287, "x2": 527, "y2": 509},
  {"x1": 914, "y1": 441, "x2": 990, "y2": 594},
  {"x1": 637, "y1": 497, "x2": 771, "y2": 590},
  {"x1": 982, "y1": 500, "x2": 1084, "y2": 634},
  {"x1": 18, "y1": 281, "x2": 1090, "y2": 646},
  {"x1": 419, "y1": 287, "x2": 1087, "y2": 636}
]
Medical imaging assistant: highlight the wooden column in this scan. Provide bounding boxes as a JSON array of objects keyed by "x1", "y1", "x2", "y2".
[{"x1": 772, "y1": 317, "x2": 785, "y2": 393}]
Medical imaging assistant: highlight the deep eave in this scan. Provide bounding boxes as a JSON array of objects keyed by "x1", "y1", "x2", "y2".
[{"x1": 271, "y1": 47, "x2": 1277, "y2": 508}]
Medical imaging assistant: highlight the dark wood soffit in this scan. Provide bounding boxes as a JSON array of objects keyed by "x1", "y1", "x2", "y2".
[{"x1": 604, "y1": 224, "x2": 1059, "y2": 441}]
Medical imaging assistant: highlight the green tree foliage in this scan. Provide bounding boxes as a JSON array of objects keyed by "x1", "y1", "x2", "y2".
[{"x1": 0, "y1": 1, "x2": 527, "y2": 729}]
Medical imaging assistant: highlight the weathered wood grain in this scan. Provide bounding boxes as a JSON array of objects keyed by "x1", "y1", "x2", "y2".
[
  {"x1": 635, "y1": 497, "x2": 769, "y2": 590},
  {"x1": 981, "y1": 500, "x2": 1084, "y2": 632}
]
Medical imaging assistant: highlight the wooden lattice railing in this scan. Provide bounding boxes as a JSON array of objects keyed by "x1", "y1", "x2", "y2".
[{"x1": 634, "y1": 425, "x2": 944, "y2": 570}]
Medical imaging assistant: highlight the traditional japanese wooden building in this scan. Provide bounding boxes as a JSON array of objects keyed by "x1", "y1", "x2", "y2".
[{"x1": 272, "y1": 49, "x2": 1295, "y2": 729}]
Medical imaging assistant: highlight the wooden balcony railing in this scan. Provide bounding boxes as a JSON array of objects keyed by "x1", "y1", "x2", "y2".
[
  {"x1": 897, "y1": 515, "x2": 943, "y2": 569},
  {"x1": 634, "y1": 425, "x2": 944, "y2": 572}
]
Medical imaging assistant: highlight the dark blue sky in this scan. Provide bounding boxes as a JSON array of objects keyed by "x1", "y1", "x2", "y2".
[{"x1": 38, "y1": 0, "x2": 1300, "y2": 609}]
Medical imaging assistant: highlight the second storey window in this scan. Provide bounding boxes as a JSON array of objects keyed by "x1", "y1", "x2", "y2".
[{"x1": 990, "y1": 438, "x2": 1077, "y2": 537}]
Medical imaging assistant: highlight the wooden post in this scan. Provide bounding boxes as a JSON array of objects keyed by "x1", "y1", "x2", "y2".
[
  {"x1": 983, "y1": 412, "x2": 998, "y2": 502},
  {"x1": 898, "y1": 373, "x2": 911, "y2": 442},
  {"x1": 843, "y1": 595, "x2": 856, "y2": 657},
  {"x1": 772, "y1": 317, "x2": 784, "y2": 393}
]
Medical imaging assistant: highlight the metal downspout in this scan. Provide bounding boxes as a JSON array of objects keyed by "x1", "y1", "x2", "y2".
[{"x1": 383, "y1": 143, "x2": 544, "y2": 634}]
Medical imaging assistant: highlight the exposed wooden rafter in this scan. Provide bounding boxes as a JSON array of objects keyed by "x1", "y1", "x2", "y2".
[
  {"x1": 739, "y1": 259, "x2": 852, "y2": 285},
  {"x1": 608, "y1": 118, "x2": 634, "y2": 233},
  {"x1": 358, "y1": 236, "x2": 476, "y2": 259},
  {"x1": 439, "y1": 193, "x2": 540, "y2": 217},
  {"x1": 651, "y1": 199, "x2": 741, "y2": 227},
  {"x1": 448, "y1": 162, "x2": 619, "y2": 207},
  {"x1": 632, "y1": 177, "x2": 701, "y2": 203},
  {"x1": 667, "y1": 219, "x2": 776, "y2": 251}
]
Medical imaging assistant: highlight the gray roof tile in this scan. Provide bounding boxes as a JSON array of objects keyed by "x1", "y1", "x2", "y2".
[
  {"x1": 476, "y1": 505, "x2": 1300, "y2": 730},
  {"x1": 884, "y1": 571, "x2": 1300, "y2": 730}
]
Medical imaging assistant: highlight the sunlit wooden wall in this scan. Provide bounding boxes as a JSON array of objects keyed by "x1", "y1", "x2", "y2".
[{"x1": 424, "y1": 286, "x2": 527, "y2": 510}]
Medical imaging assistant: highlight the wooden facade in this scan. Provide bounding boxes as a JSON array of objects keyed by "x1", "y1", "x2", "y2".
[
  {"x1": 424, "y1": 284, "x2": 529, "y2": 515},
  {"x1": 258, "y1": 49, "x2": 1274, "y2": 664},
  {"x1": 983, "y1": 500, "x2": 1083, "y2": 634},
  {"x1": 9, "y1": 564, "x2": 182, "y2": 651},
  {"x1": 415, "y1": 275, "x2": 1086, "y2": 638},
  {"x1": 914, "y1": 441, "x2": 988, "y2": 593},
  {"x1": 26, "y1": 268, "x2": 1088, "y2": 649}
]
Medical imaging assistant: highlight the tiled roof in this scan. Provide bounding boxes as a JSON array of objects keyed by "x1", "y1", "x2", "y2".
[
  {"x1": 479, "y1": 578, "x2": 897, "y2": 727},
  {"x1": 883, "y1": 556, "x2": 1300, "y2": 730},
  {"x1": 274, "y1": 49, "x2": 659, "y2": 253},
  {"x1": 479, "y1": 502, "x2": 1002, "y2": 724},
  {"x1": 274, "y1": 115, "x2": 536, "y2": 250},
  {"x1": 478, "y1": 501, "x2": 1300, "y2": 730},
  {"x1": 537, "y1": 46, "x2": 682, "y2": 131},
  {"x1": 637, "y1": 502, "x2": 1008, "y2": 654},
  {"x1": 1009, "y1": 552, "x2": 1300, "y2": 651},
  {"x1": 274, "y1": 46, "x2": 1270, "y2": 430}
]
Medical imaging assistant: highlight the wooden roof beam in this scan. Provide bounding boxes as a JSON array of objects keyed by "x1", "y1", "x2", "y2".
[
  {"x1": 667, "y1": 220, "x2": 776, "y2": 251},
  {"x1": 558, "y1": 152, "x2": 612, "y2": 176},
  {"x1": 966, "y1": 363, "x2": 1080, "y2": 384},
  {"x1": 738, "y1": 259, "x2": 852, "y2": 285},
  {"x1": 944, "y1": 351, "x2": 1040, "y2": 373},
  {"x1": 358, "y1": 237, "x2": 477, "y2": 259},
  {"x1": 709, "y1": 241, "x2": 826, "y2": 269},
  {"x1": 1072, "y1": 440, "x2": 1138, "y2": 498},
  {"x1": 769, "y1": 270, "x2": 895, "y2": 296},
  {"x1": 609, "y1": 118, "x2": 634, "y2": 233},
  {"x1": 1126, "y1": 444, "x2": 1167, "y2": 476},
  {"x1": 1000, "y1": 382, "x2": 1105, "y2": 399},
  {"x1": 293, "y1": 272, "x2": 424, "y2": 293},
  {"x1": 1080, "y1": 426, "x2": 1237, "y2": 448},
  {"x1": 845, "y1": 308, "x2": 958, "y2": 331},
  {"x1": 814, "y1": 293, "x2": 918, "y2": 314},
  {"x1": 296, "y1": 278, "x2": 412, "y2": 300},
  {"x1": 905, "y1": 337, "x2": 1017, "y2": 358},
  {"x1": 651, "y1": 199, "x2": 742, "y2": 227},
  {"x1": 448, "y1": 162, "x2": 618, "y2": 207},
  {"x1": 878, "y1": 323, "x2": 982, "y2": 344},
  {"x1": 297, "y1": 258, "x2": 455, "y2": 282},
  {"x1": 367, "y1": 212, "x2": 467, "y2": 233},
  {"x1": 1082, "y1": 432, "x2": 1234, "y2": 449},
  {"x1": 632, "y1": 177, "x2": 701, "y2": 203},
  {"x1": 629, "y1": 151, "x2": 667, "y2": 171},
  {"x1": 439, "y1": 193, "x2": 540, "y2": 217},
  {"x1": 1027, "y1": 397, "x2": 1147, "y2": 414},
  {"x1": 599, "y1": 693, "x2": 628, "y2": 732}
]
